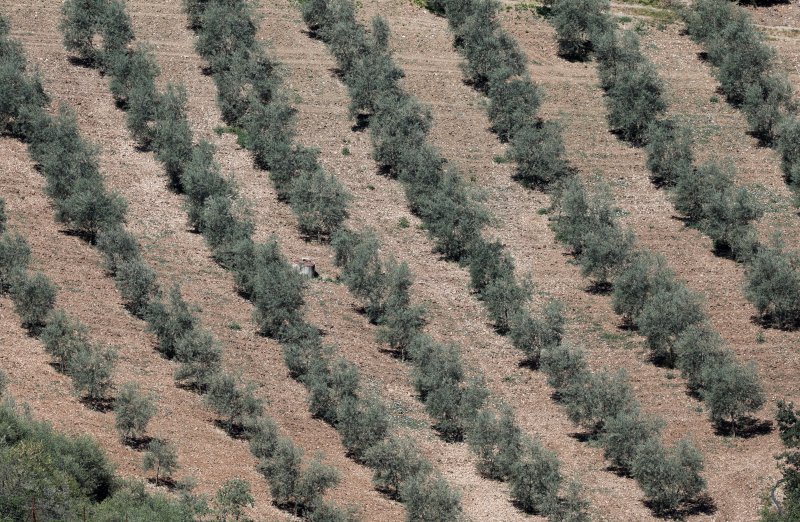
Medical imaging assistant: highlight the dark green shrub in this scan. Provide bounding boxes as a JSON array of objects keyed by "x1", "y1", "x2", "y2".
[
  {"x1": 683, "y1": 0, "x2": 733, "y2": 44},
  {"x1": 398, "y1": 145, "x2": 446, "y2": 214},
  {"x1": 107, "y1": 43, "x2": 160, "y2": 106},
  {"x1": 344, "y1": 19, "x2": 403, "y2": 118},
  {"x1": 0, "y1": 400, "x2": 120, "y2": 518},
  {"x1": 611, "y1": 249, "x2": 674, "y2": 324},
  {"x1": 467, "y1": 405, "x2": 523, "y2": 480},
  {"x1": 184, "y1": 0, "x2": 210, "y2": 29},
  {"x1": 364, "y1": 436, "x2": 431, "y2": 499},
  {"x1": 215, "y1": 48, "x2": 281, "y2": 127},
  {"x1": 0, "y1": 199, "x2": 5, "y2": 235},
  {"x1": 594, "y1": 29, "x2": 644, "y2": 92},
  {"x1": 777, "y1": 116, "x2": 800, "y2": 187},
  {"x1": 281, "y1": 324, "x2": 326, "y2": 380},
  {"x1": 243, "y1": 100, "x2": 301, "y2": 196},
  {"x1": 142, "y1": 438, "x2": 178, "y2": 487},
  {"x1": 307, "y1": 358, "x2": 359, "y2": 424},
  {"x1": 146, "y1": 286, "x2": 197, "y2": 359},
  {"x1": 244, "y1": 416, "x2": 279, "y2": 461},
  {"x1": 509, "y1": 438, "x2": 561, "y2": 515},
  {"x1": 644, "y1": 119, "x2": 694, "y2": 187},
  {"x1": 115, "y1": 259, "x2": 158, "y2": 318},
  {"x1": 412, "y1": 340, "x2": 463, "y2": 400},
  {"x1": 551, "y1": 480, "x2": 592, "y2": 522},
  {"x1": 114, "y1": 382, "x2": 157, "y2": 444},
  {"x1": 400, "y1": 471, "x2": 462, "y2": 522},
  {"x1": 26, "y1": 106, "x2": 100, "y2": 205},
  {"x1": 0, "y1": 59, "x2": 48, "y2": 137},
  {"x1": 215, "y1": 478, "x2": 254, "y2": 522},
  {"x1": 467, "y1": 239, "x2": 514, "y2": 294},
  {"x1": 96, "y1": 225, "x2": 140, "y2": 275},
  {"x1": 40, "y1": 309, "x2": 90, "y2": 371},
  {"x1": 744, "y1": 242, "x2": 800, "y2": 329},
  {"x1": 295, "y1": 455, "x2": 340, "y2": 515},
  {"x1": 193, "y1": 0, "x2": 257, "y2": 73},
  {"x1": 376, "y1": 261, "x2": 426, "y2": 358},
  {"x1": 289, "y1": 169, "x2": 350, "y2": 241},
  {"x1": 60, "y1": 0, "x2": 107, "y2": 66},
  {"x1": 200, "y1": 195, "x2": 254, "y2": 253},
  {"x1": 631, "y1": 438, "x2": 706, "y2": 516},
  {"x1": 424, "y1": 377, "x2": 488, "y2": 442},
  {"x1": 482, "y1": 274, "x2": 530, "y2": 334},
  {"x1": 300, "y1": 0, "x2": 333, "y2": 31},
  {"x1": 551, "y1": 0, "x2": 609, "y2": 61},
  {"x1": 11, "y1": 272, "x2": 57, "y2": 334},
  {"x1": 183, "y1": 140, "x2": 231, "y2": 231},
  {"x1": 260, "y1": 437, "x2": 302, "y2": 511},
  {"x1": 418, "y1": 169, "x2": 489, "y2": 261},
  {"x1": 700, "y1": 184, "x2": 762, "y2": 259},
  {"x1": 703, "y1": 360, "x2": 765, "y2": 435},
  {"x1": 58, "y1": 178, "x2": 127, "y2": 244},
  {"x1": 336, "y1": 396, "x2": 389, "y2": 462},
  {"x1": 674, "y1": 323, "x2": 731, "y2": 393},
  {"x1": 509, "y1": 121, "x2": 571, "y2": 189},
  {"x1": 636, "y1": 283, "x2": 705, "y2": 367},
  {"x1": 577, "y1": 224, "x2": 634, "y2": 286},
  {"x1": 100, "y1": 0, "x2": 134, "y2": 62},
  {"x1": 454, "y1": 0, "x2": 526, "y2": 89},
  {"x1": 0, "y1": 232, "x2": 30, "y2": 294},
  {"x1": 742, "y1": 73, "x2": 793, "y2": 145},
  {"x1": 606, "y1": 59, "x2": 666, "y2": 145},
  {"x1": 486, "y1": 74, "x2": 540, "y2": 143},
  {"x1": 173, "y1": 328, "x2": 223, "y2": 392},
  {"x1": 601, "y1": 412, "x2": 664, "y2": 474},
  {"x1": 334, "y1": 229, "x2": 386, "y2": 322},
  {"x1": 152, "y1": 84, "x2": 193, "y2": 191},
  {"x1": 251, "y1": 243, "x2": 306, "y2": 338},
  {"x1": 541, "y1": 342, "x2": 587, "y2": 393},
  {"x1": 321, "y1": 14, "x2": 369, "y2": 78},
  {"x1": 770, "y1": 402, "x2": 800, "y2": 521},
  {"x1": 205, "y1": 373, "x2": 263, "y2": 433},
  {"x1": 125, "y1": 81, "x2": 157, "y2": 149},
  {"x1": 712, "y1": 15, "x2": 773, "y2": 106},
  {"x1": 370, "y1": 94, "x2": 433, "y2": 175},
  {"x1": 262, "y1": 441, "x2": 339, "y2": 516},
  {"x1": 561, "y1": 369, "x2": 639, "y2": 434},
  {"x1": 552, "y1": 176, "x2": 589, "y2": 253},
  {"x1": 508, "y1": 300, "x2": 565, "y2": 367},
  {"x1": 68, "y1": 343, "x2": 117, "y2": 405},
  {"x1": 552, "y1": 177, "x2": 617, "y2": 256}
]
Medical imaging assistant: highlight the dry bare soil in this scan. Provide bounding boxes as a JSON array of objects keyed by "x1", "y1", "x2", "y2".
[{"x1": 0, "y1": 0, "x2": 798, "y2": 520}]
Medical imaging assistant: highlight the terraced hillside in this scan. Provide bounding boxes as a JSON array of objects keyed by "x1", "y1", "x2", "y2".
[{"x1": 0, "y1": 0, "x2": 798, "y2": 520}]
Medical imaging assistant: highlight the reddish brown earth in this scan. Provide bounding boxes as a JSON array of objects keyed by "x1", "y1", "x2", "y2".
[{"x1": 0, "y1": 0, "x2": 798, "y2": 520}]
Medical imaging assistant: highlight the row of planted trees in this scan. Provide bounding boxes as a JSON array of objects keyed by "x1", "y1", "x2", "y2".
[
  {"x1": 58, "y1": 0, "x2": 474, "y2": 519},
  {"x1": 184, "y1": 0, "x2": 588, "y2": 518},
  {"x1": 303, "y1": 0, "x2": 713, "y2": 517},
  {"x1": 447, "y1": 0, "x2": 768, "y2": 427},
  {"x1": 410, "y1": 0, "x2": 786, "y2": 518},
  {"x1": 549, "y1": 0, "x2": 800, "y2": 330},
  {"x1": 442, "y1": 0, "x2": 785, "y2": 514},
  {"x1": 1, "y1": 5, "x2": 354, "y2": 519}
]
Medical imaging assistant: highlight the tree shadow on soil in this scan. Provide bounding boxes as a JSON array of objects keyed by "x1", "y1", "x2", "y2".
[
  {"x1": 586, "y1": 280, "x2": 613, "y2": 295},
  {"x1": 714, "y1": 417, "x2": 773, "y2": 439},
  {"x1": 124, "y1": 435, "x2": 153, "y2": 451},
  {"x1": 147, "y1": 476, "x2": 177, "y2": 490},
  {"x1": 67, "y1": 56, "x2": 96, "y2": 69},
  {"x1": 646, "y1": 493, "x2": 717, "y2": 519},
  {"x1": 80, "y1": 396, "x2": 114, "y2": 413},
  {"x1": 213, "y1": 419, "x2": 248, "y2": 440}
]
